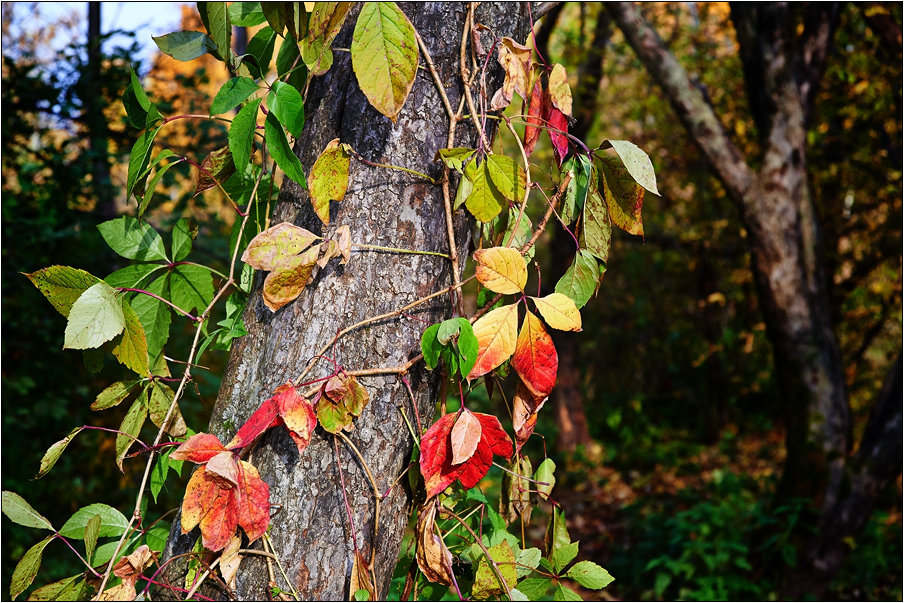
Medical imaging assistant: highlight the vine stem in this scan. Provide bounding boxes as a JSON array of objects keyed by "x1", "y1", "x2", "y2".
[
  {"x1": 336, "y1": 431, "x2": 382, "y2": 586},
  {"x1": 439, "y1": 507, "x2": 513, "y2": 600},
  {"x1": 501, "y1": 117, "x2": 534, "y2": 247},
  {"x1": 93, "y1": 163, "x2": 266, "y2": 600},
  {"x1": 264, "y1": 534, "x2": 300, "y2": 601},
  {"x1": 351, "y1": 242, "x2": 449, "y2": 259},
  {"x1": 349, "y1": 148, "x2": 437, "y2": 184},
  {"x1": 461, "y1": 3, "x2": 491, "y2": 151}
]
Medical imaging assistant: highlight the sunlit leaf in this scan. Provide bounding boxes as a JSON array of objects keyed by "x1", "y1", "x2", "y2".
[
  {"x1": 597, "y1": 154, "x2": 645, "y2": 237},
  {"x1": 554, "y1": 250, "x2": 598, "y2": 310},
  {"x1": 474, "y1": 246, "x2": 528, "y2": 295},
  {"x1": 210, "y1": 77, "x2": 259, "y2": 116},
  {"x1": 468, "y1": 303, "x2": 519, "y2": 379},
  {"x1": 63, "y1": 282, "x2": 126, "y2": 350},
  {"x1": 512, "y1": 310, "x2": 557, "y2": 398},
  {"x1": 24, "y1": 266, "x2": 101, "y2": 318},
  {"x1": 351, "y1": 2, "x2": 419, "y2": 121},
  {"x1": 449, "y1": 408, "x2": 482, "y2": 465},
  {"x1": 98, "y1": 216, "x2": 168, "y2": 262},
  {"x1": 530, "y1": 293, "x2": 582, "y2": 331},
  {"x1": 1, "y1": 492, "x2": 54, "y2": 530},
  {"x1": 607, "y1": 139, "x2": 659, "y2": 195},
  {"x1": 111, "y1": 299, "x2": 150, "y2": 376},
  {"x1": 59, "y1": 504, "x2": 129, "y2": 539},
  {"x1": 35, "y1": 427, "x2": 83, "y2": 479},
  {"x1": 10, "y1": 535, "x2": 53, "y2": 600},
  {"x1": 548, "y1": 63, "x2": 573, "y2": 116},
  {"x1": 309, "y1": 139, "x2": 351, "y2": 225},
  {"x1": 235, "y1": 460, "x2": 270, "y2": 542},
  {"x1": 566, "y1": 560, "x2": 614, "y2": 590},
  {"x1": 115, "y1": 398, "x2": 147, "y2": 470},
  {"x1": 152, "y1": 31, "x2": 217, "y2": 62},
  {"x1": 485, "y1": 154, "x2": 527, "y2": 204},
  {"x1": 472, "y1": 540, "x2": 518, "y2": 599},
  {"x1": 464, "y1": 160, "x2": 505, "y2": 223},
  {"x1": 229, "y1": 98, "x2": 261, "y2": 174},
  {"x1": 267, "y1": 81, "x2": 305, "y2": 137}
]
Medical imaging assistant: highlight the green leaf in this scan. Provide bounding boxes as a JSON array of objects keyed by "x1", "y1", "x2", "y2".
[
  {"x1": 171, "y1": 219, "x2": 196, "y2": 262},
  {"x1": 130, "y1": 275, "x2": 171, "y2": 360},
  {"x1": 169, "y1": 263, "x2": 214, "y2": 314},
  {"x1": 24, "y1": 266, "x2": 101, "y2": 318},
  {"x1": 596, "y1": 154, "x2": 645, "y2": 237},
  {"x1": 93, "y1": 540, "x2": 134, "y2": 569},
  {"x1": 229, "y1": 2, "x2": 266, "y2": 26},
  {"x1": 301, "y1": 2, "x2": 352, "y2": 75},
  {"x1": 199, "y1": 1, "x2": 231, "y2": 63},
  {"x1": 545, "y1": 506, "x2": 571, "y2": 559},
  {"x1": 127, "y1": 128, "x2": 160, "y2": 201},
  {"x1": 63, "y1": 282, "x2": 126, "y2": 350},
  {"x1": 465, "y1": 160, "x2": 505, "y2": 222},
  {"x1": 554, "y1": 250, "x2": 598, "y2": 310},
  {"x1": 308, "y1": 139, "x2": 351, "y2": 224},
  {"x1": 436, "y1": 318, "x2": 462, "y2": 344},
  {"x1": 196, "y1": 146, "x2": 237, "y2": 195},
  {"x1": 579, "y1": 181, "x2": 611, "y2": 263},
  {"x1": 276, "y1": 33, "x2": 307, "y2": 90},
  {"x1": 267, "y1": 81, "x2": 305, "y2": 137},
  {"x1": 261, "y1": 2, "x2": 287, "y2": 34},
  {"x1": 98, "y1": 216, "x2": 168, "y2": 262},
  {"x1": 353, "y1": 589, "x2": 370, "y2": 602},
  {"x1": 10, "y1": 535, "x2": 53, "y2": 600},
  {"x1": 265, "y1": 111, "x2": 307, "y2": 187},
  {"x1": 502, "y1": 207, "x2": 534, "y2": 261},
  {"x1": 144, "y1": 523, "x2": 170, "y2": 552},
  {"x1": 152, "y1": 31, "x2": 217, "y2": 61},
  {"x1": 210, "y1": 77, "x2": 259, "y2": 116},
  {"x1": 317, "y1": 397, "x2": 353, "y2": 434},
  {"x1": 607, "y1": 139, "x2": 658, "y2": 195},
  {"x1": 1, "y1": 492, "x2": 54, "y2": 530},
  {"x1": 138, "y1": 157, "x2": 180, "y2": 218},
  {"x1": 27, "y1": 574, "x2": 86, "y2": 602},
  {"x1": 91, "y1": 381, "x2": 138, "y2": 411},
  {"x1": 105, "y1": 264, "x2": 162, "y2": 291},
  {"x1": 150, "y1": 450, "x2": 171, "y2": 503},
  {"x1": 229, "y1": 97, "x2": 262, "y2": 175},
  {"x1": 351, "y1": 2, "x2": 419, "y2": 121},
  {"x1": 436, "y1": 147, "x2": 475, "y2": 172},
  {"x1": 561, "y1": 154, "x2": 592, "y2": 224},
  {"x1": 456, "y1": 320, "x2": 479, "y2": 378},
  {"x1": 112, "y1": 299, "x2": 150, "y2": 376},
  {"x1": 516, "y1": 547, "x2": 542, "y2": 578},
  {"x1": 551, "y1": 541, "x2": 579, "y2": 572},
  {"x1": 243, "y1": 26, "x2": 277, "y2": 79},
  {"x1": 84, "y1": 514, "x2": 101, "y2": 565},
  {"x1": 420, "y1": 324, "x2": 441, "y2": 369},
  {"x1": 515, "y1": 577, "x2": 553, "y2": 600},
  {"x1": 534, "y1": 458, "x2": 556, "y2": 501},
  {"x1": 566, "y1": 560, "x2": 614, "y2": 590},
  {"x1": 122, "y1": 68, "x2": 162, "y2": 129},
  {"x1": 486, "y1": 154, "x2": 527, "y2": 203},
  {"x1": 59, "y1": 504, "x2": 129, "y2": 539},
  {"x1": 35, "y1": 427, "x2": 83, "y2": 479},
  {"x1": 553, "y1": 584, "x2": 583, "y2": 601},
  {"x1": 115, "y1": 397, "x2": 147, "y2": 470},
  {"x1": 473, "y1": 540, "x2": 518, "y2": 599},
  {"x1": 453, "y1": 170, "x2": 473, "y2": 210}
]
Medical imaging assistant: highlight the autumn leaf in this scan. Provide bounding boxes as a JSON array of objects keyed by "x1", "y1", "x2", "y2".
[
  {"x1": 171, "y1": 433, "x2": 228, "y2": 464},
  {"x1": 262, "y1": 246, "x2": 320, "y2": 312},
  {"x1": 548, "y1": 63, "x2": 573, "y2": 116},
  {"x1": 205, "y1": 451, "x2": 240, "y2": 488},
  {"x1": 317, "y1": 373, "x2": 370, "y2": 433},
  {"x1": 235, "y1": 460, "x2": 270, "y2": 542},
  {"x1": 530, "y1": 293, "x2": 582, "y2": 331},
  {"x1": 467, "y1": 303, "x2": 519, "y2": 380},
  {"x1": 512, "y1": 310, "x2": 558, "y2": 398},
  {"x1": 415, "y1": 499, "x2": 454, "y2": 586},
  {"x1": 490, "y1": 37, "x2": 532, "y2": 110},
  {"x1": 597, "y1": 153, "x2": 645, "y2": 237},
  {"x1": 272, "y1": 384, "x2": 318, "y2": 455},
  {"x1": 420, "y1": 411, "x2": 513, "y2": 497},
  {"x1": 513, "y1": 379, "x2": 546, "y2": 454},
  {"x1": 450, "y1": 407, "x2": 482, "y2": 465},
  {"x1": 474, "y1": 247, "x2": 528, "y2": 295},
  {"x1": 198, "y1": 482, "x2": 239, "y2": 551},
  {"x1": 547, "y1": 105, "x2": 570, "y2": 166},
  {"x1": 309, "y1": 138, "x2": 352, "y2": 225},
  {"x1": 523, "y1": 80, "x2": 545, "y2": 157},
  {"x1": 241, "y1": 222, "x2": 320, "y2": 272},
  {"x1": 181, "y1": 466, "x2": 224, "y2": 534}
]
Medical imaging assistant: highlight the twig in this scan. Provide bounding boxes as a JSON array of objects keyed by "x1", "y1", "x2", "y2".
[
  {"x1": 439, "y1": 507, "x2": 513, "y2": 599},
  {"x1": 461, "y1": 3, "x2": 491, "y2": 150}
]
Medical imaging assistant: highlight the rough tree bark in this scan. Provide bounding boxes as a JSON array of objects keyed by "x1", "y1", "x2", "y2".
[
  {"x1": 161, "y1": 4, "x2": 529, "y2": 600},
  {"x1": 606, "y1": 1, "x2": 901, "y2": 596}
]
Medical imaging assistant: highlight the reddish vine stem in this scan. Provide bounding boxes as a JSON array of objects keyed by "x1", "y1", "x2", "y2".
[{"x1": 439, "y1": 507, "x2": 513, "y2": 599}]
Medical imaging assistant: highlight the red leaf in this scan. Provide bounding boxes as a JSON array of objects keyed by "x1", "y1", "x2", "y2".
[
  {"x1": 205, "y1": 451, "x2": 240, "y2": 488},
  {"x1": 236, "y1": 460, "x2": 270, "y2": 543},
  {"x1": 199, "y1": 484, "x2": 238, "y2": 552},
  {"x1": 181, "y1": 466, "x2": 221, "y2": 534},
  {"x1": 513, "y1": 380, "x2": 546, "y2": 454},
  {"x1": 420, "y1": 411, "x2": 513, "y2": 498},
  {"x1": 226, "y1": 397, "x2": 280, "y2": 449},
  {"x1": 523, "y1": 80, "x2": 544, "y2": 157},
  {"x1": 547, "y1": 105, "x2": 569, "y2": 166},
  {"x1": 171, "y1": 433, "x2": 227, "y2": 464},
  {"x1": 511, "y1": 310, "x2": 558, "y2": 398}
]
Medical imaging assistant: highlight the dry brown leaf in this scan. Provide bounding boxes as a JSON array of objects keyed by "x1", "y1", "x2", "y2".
[{"x1": 415, "y1": 500, "x2": 454, "y2": 586}]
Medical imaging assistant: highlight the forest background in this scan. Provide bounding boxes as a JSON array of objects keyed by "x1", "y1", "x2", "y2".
[{"x1": 1, "y1": 2, "x2": 901, "y2": 600}]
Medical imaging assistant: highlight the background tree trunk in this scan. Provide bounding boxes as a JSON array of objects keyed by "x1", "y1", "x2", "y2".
[
  {"x1": 161, "y1": 4, "x2": 529, "y2": 600},
  {"x1": 605, "y1": 1, "x2": 900, "y2": 595}
]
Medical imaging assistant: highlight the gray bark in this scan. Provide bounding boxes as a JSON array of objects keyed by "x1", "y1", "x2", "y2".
[{"x1": 161, "y1": 3, "x2": 529, "y2": 600}]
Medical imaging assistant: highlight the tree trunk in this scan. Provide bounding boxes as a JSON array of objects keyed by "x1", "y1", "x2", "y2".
[
  {"x1": 161, "y1": 4, "x2": 529, "y2": 600},
  {"x1": 84, "y1": 2, "x2": 115, "y2": 218},
  {"x1": 605, "y1": 1, "x2": 900, "y2": 595}
]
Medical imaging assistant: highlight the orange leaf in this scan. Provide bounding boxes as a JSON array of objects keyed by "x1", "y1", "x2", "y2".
[
  {"x1": 473, "y1": 247, "x2": 527, "y2": 294},
  {"x1": 273, "y1": 384, "x2": 317, "y2": 455},
  {"x1": 236, "y1": 460, "x2": 270, "y2": 543},
  {"x1": 181, "y1": 466, "x2": 220, "y2": 534},
  {"x1": 467, "y1": 303, "x2": 519, "y2": 380},
  {"x1": 512, "y1": 310, "x2": 558, "y2": 398},
  {"x1": 262, "y1": 247, "x2": 319, "y2": 312},
  {"x1": 513, "y1": 380, "x2": 546, "y2": 454},
  {"x1": 530, "y1": 292, "x2": 582, "y2": 331},
  {"x1": 199, "y1": 484, "x2": 238, "y2": 551},
  {"x1": 450, "y1": 408, "x2": 482, "y2": 465},
  {"x1": 171, "y1": 433, "x2": 227, "y2": 464}
]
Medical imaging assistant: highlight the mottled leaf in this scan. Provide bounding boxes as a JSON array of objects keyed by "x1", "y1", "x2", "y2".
[
  {"x1": 115, "y1": 397, "x2": 147, "y2": 470},
  {"x1": 36, "y1": 427, "x2": 83, "y2": 479},
  {"x1": 607, "y1": 139, "x2": 658, "y2": 195},
  {"x1": 548, "y1": 63, "x2": 572, "y2": 116},
  {"x1": 241, "y1": 222, "x2": 320, "y2": 271},
  {"x1": 262, "y1": 247, "x2": 319, "y2": 312},
  {"x1": 10, "y1": 535, "x2": 53, "y2": 600},
  {"x1": 597, "y1": 154, "x2": 644, "y2": 237},
  {"x1": 472, "y1": 540, "x2": 517, "y2": 599},
  {"x1": 309, "y1": 139, "x2": 351, "y2": 225},
  {"x1": 24, "y1": 266, "x2": 101, "y2": 318},
  {"x1": 474, "y1": 247, "x2": 528, "y2": 295},
  {"x1": 1, "y1": 492, "x2": 54, "y2": 530}
]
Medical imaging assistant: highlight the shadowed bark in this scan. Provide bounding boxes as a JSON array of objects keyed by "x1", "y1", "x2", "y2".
[{"x1": 159, "y1": 4, "x2": 530, "y2": 600}]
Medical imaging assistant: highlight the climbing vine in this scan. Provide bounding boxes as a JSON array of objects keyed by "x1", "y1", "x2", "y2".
[{"x1": 4, "y1": 2, "x2": 657, "y2": 601}]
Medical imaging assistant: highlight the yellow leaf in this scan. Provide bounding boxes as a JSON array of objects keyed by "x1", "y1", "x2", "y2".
[
  {"x1": 530, "y1": 293, "x2": 582, "y2": 331},
  {"x1": 548, "y1": 63, "x2": 573, "y2": 116},
  {"x1": 474, "y1": 247, "x2": 527, "y2": 294},
  {"x1": 468, "y1": 303, "x2": 519, "y2": 379}
]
